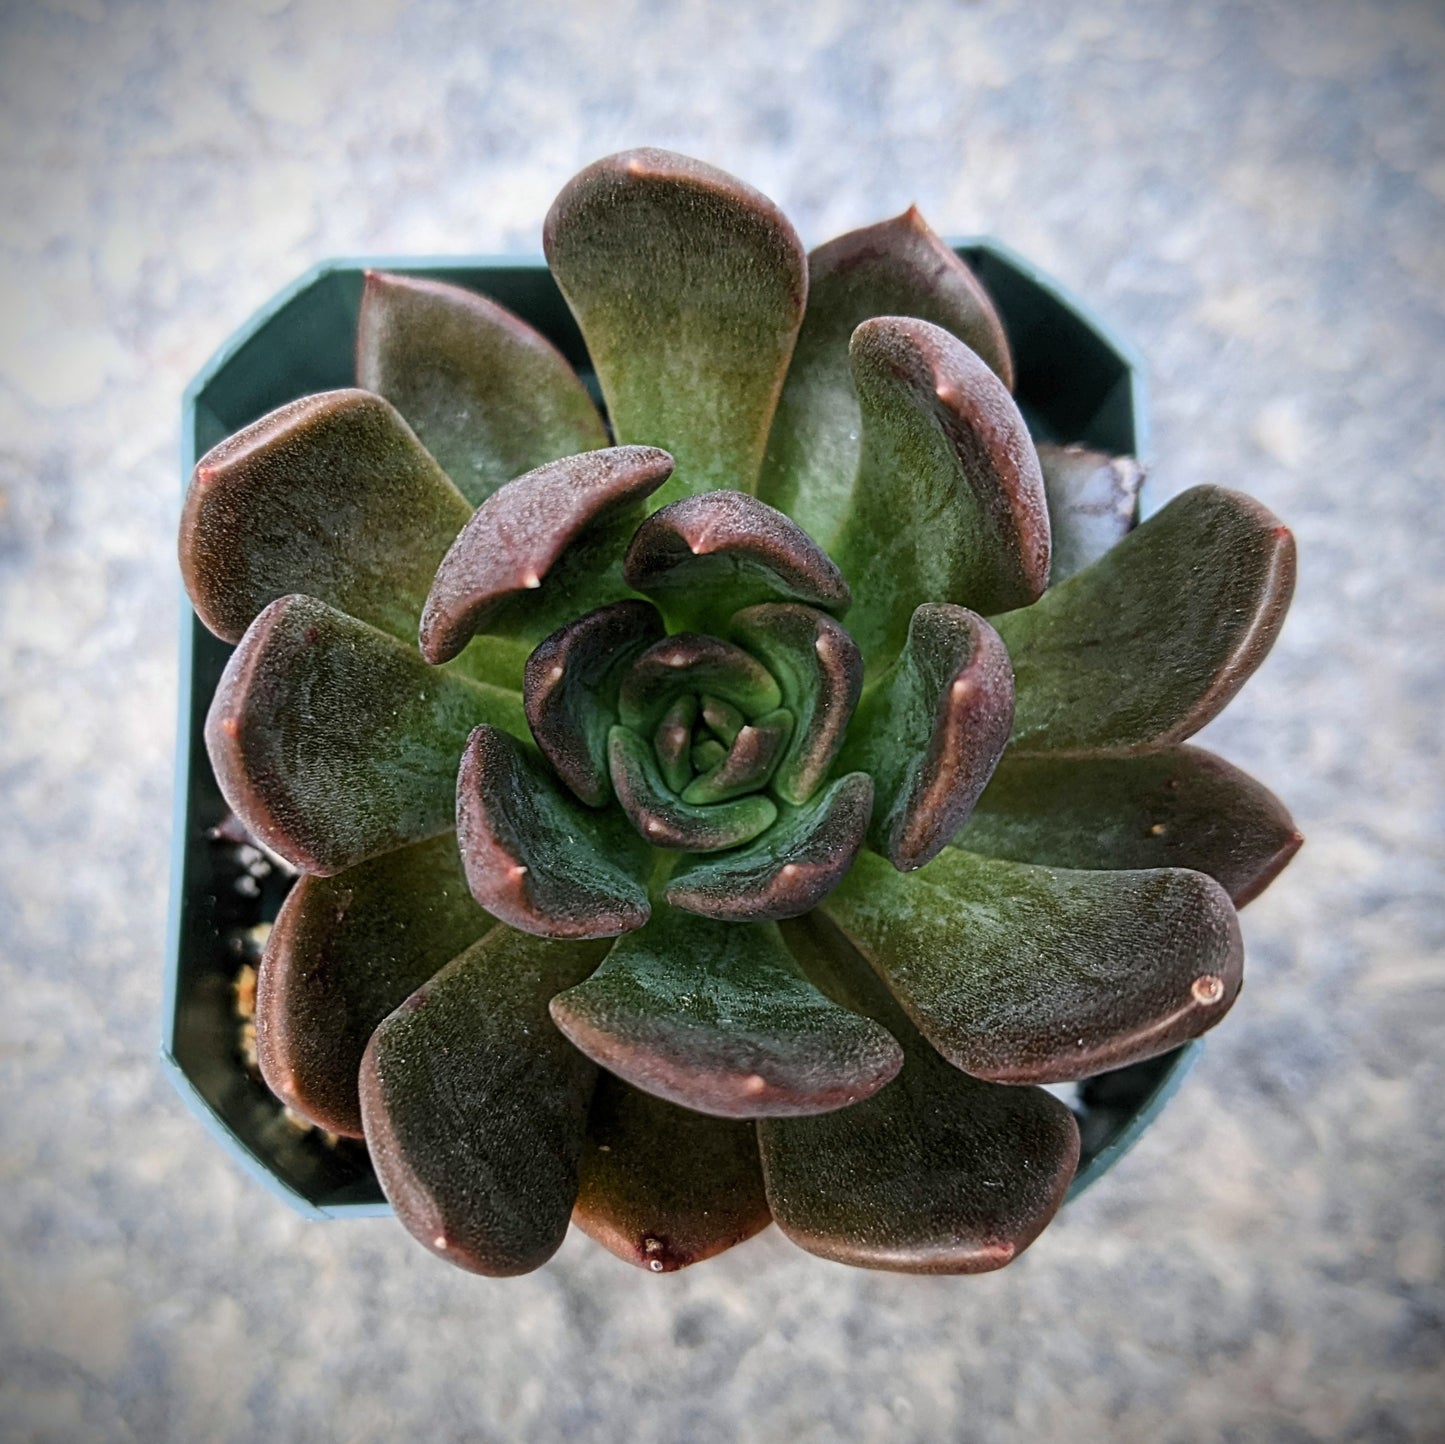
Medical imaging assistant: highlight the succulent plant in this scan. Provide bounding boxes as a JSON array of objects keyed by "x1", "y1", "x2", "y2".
[{"x1": 178, "y1": 148, "x2": 1299, "y2": 1278}]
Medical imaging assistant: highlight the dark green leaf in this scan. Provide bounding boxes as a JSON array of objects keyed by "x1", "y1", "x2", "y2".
[
  {"x1": 728, "y1": 603, "x2": 864, "y2": 806},
  {"x1": 543, "y1": 148, "x2": 807, "y2": 504},
  {"x1": 457, "y1": 725, "x2": 652, "y2": 939},
  {"x1": 206, "y1": 595, "x2": 524, "y2": 875},
  {"x1": 256, "y1": 835, "x2": 493, "y2": 1137},
  {"x1": 617, "y1": 634, "x2": 782, "y2": 733},
  {"x1": 665, "y1": 772, "x2": 873, "y2": 922},
  {"x1": 524, "y1": 600, "x2": 666, "y2": 807},
  {"x1": 955, "y1": 745, "x2": 1304, "y2": 906},
  {"x1": 608, "y1": 726, "x2": 776, "y2": 852},
  {"x1": 419, "y1": 445, "x2": 673, "y2": 664},
  {"x1": 653, "y1": 695, "x2": 699, "y2": 794},
  {"x1": 826, "y1": 847, "x2": 1244, "y2": 1083},
  {"x1": 759, "y1": 912, "x2": 1078, "y2": 1273},
  {"x1": 549, "y1": 908, "x2": 902, "y2": 1118},
  {"x1": 759, "y1": 207, "x2": 1013, "y2": 548},
  {"x1": 995, "y1": 486, "x2": 1297, "y2": 754},
  {"x1": 356, "y1": 270, "x2": 607, "y2": 506},
  {"x1": 623, "y1": 490, "x2": 849, "y2": 629},
  {"x1": 1037, "y1": 442, "x2": 1144, "y2": 584},
  {"x1": 359, "y1": 927, "x2": 608, "y2": 1275},
  {"x1": 836, "y1": 603, "x2": 1014, "y2": 871},
  {"x1": 180, "y1": 388, "x2": 471, "y2": 645},
  {"x1": 575, "y1": 1074, "x2": 772, "y2": 1272},
  {"x1": 831, "y1": 318, "x2": 1050, "y2": 665},
  {"x1": 680, "y1": 708, "x2": 791, "y2": 804}
]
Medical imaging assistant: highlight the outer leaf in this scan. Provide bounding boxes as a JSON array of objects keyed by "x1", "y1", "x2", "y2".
[
  {"x1": 759, "y1": 207, "x2": 1013, "y2": 548},
  {"x1": 574, "y1": 1074, "x2": 772, "y2": 1273},
  {"x1": 729, "y1": 603, "x2": 864, "y2": 806},
  {"x1": 1037, "y1": 442, "x2": 1145, "y2": 584},
  {"x1": 356, "y1": 270, "x2": 607, "y2": 506},
  {"x1": 256, "y1": 835, "x2": 493, "y2": 1137},
  {"x1": 543, "y1": 147, "x2": 808, "y2": 504},
  {"x1": 524, "y1": 600, "x2": 666, "y2": 807},
  {"x1": 826, "y1": 847, "x2": 1244, "y2": 1084},
  {"x1": 359, "y1": 927, "x2": 608, "y2": 1276},
  {"x1": 759, "y1": 912, "x2": 1079, "y2": 1274},
  {"x1": 995, "y1": 485, "x2": 1297, "y2": 754},
  {"x1": 836, "y1": 603, "x2": 1014, "y2": 871},
  {"x1": 617, "y1": 634, "x2": 782, "y2": 734},
  {"x1": 954, "y1": 746, "x2": 1304, "y2": 906},
  {"x1": 180, "y1": 389, "x2": 471, "y2": 645},
  {"x1": 608, "y1": 726, "x2": 777, "y2": 852},
  {"x1": 665, "y1": 772, "x2": 874, "y2": 922},
  {"x1": 549, "y1": 909, "x2": 902, "y2": 1118},
  {"x1": 419, "y1": 445, "x2": 673, "y2": 664},
  {"x1": 206, "y1": 595, "x2": 524, "y2": 875},
  {"x1": 623, "y1": 491, "x2": 850, "y2": 629},
  {"x1": 831, "y1": 318, "x2": 1050, "y2": 665},
  {"x1": 457, "y1": 726, "x2": 652, "y2": 940}
]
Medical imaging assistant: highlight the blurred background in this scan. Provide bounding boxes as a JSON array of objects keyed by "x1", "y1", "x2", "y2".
[{"x1": 1, "y1": 0, "x2": 1441, "y2": 1439}]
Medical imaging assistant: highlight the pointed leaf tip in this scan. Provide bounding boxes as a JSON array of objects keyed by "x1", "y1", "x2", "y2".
[{"x1": 420, "y1": 445, "x2": 673, "y2": 664}]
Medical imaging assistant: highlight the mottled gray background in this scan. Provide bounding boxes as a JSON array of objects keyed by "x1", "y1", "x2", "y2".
[{"x1": 1, "y1": 0, "x2": 1441, "y2": 1439}]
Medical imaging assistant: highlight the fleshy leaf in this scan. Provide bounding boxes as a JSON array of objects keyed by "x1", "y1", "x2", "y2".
[
  {"x1": 680, "y1": 708, "x2": 791, "y2": 804},
  {"x1": 1037, "y1": 442, "x2": 1145, "y2": 584},
  {"x1": 995, "y1": 486, "x2": 1296, "y2": 754},
  {"x1": 256, "y1": 835, "x2": 492, "y2": 1137},
  {"x1": 759, "y1": 207, "x2": 1013, "y2": 548},
  {"x1": 759, "y1": 912, "x2": 1079, "y2": 1273},
  {"x1": 356, "y1": 270, "x2": 607, "y2": 506},
  {"x1": 653, "y1": 696, "x2": 698, "y2": 794},
  {"x1": 524, "y1": 600, "x2": 666, "y2": 807},
  {"x1": 574, "y1": 1074, "x2": 771, "y2": 1273},
  {"x1": 206, "y1": 595, "x2": 524, "y2": 875},
  {"x1": 729, "y1": 604, "x2": 864, "y2": 806},
  {"x1": 665, "y1": 772, "x2": 874, "y2": 922},
  {"x1": 543, "y1": 147, "x2": 808, "y2": 504},
  {"x1": 180, "y1": 389, "x2": 471, "y2": 645},
  {"x1": 826, "y1": 847, "x2": 1244, "y2": 1083},
  {"x1": 549, "y1": 909, "x2": 902, "y2": 1118},
  {"x1": 359, "y1": 927, "x2": 607, "y2": 1276},
  {"x1": 831, "y1": 317, "x2": 1050, "y2": 665},
  {"x1": 617, "y1": 634, "x2": 782, "y2": 733},
  {"x1": 836, "y1": 603, "x2": 1014, "y2": 871},
  {"x1": 623, "y1": 491, "x2": 850, "y2": 628},
  {"x1": 458, "y1": 725, "x2": 652, "y2": 939},
  {"x1": 954, "y1": 745, "x2": 1303, "y2": 906},
  {"x1": 608, "y1": 726, "x2": 776, "y2": 851},
  {"x1": 700, "y1": 695, "x2": 745, "y2": 747},
  {"x1": 419, "y1": 445, "x2": 673, "y2": 664}
]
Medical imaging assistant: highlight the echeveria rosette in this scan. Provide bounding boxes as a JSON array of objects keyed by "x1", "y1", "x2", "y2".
[{"x1": 179, "y1": 147, "x2": 1301, "y2": 1279}]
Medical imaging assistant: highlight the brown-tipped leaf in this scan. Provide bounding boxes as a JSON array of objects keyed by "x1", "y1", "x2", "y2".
[
  {"x1": 955, "y1": 745, "x2": 1304, "y2": 906},
  {"x1": 623, "y1": 490, "x2": 850, "y2": 628},
  {"x1": 575, "y1": 1074, "x2": 772, "y2": 1273},
  {"x1": 549, "y1": 910, "x2": 902, "y2": 1119},
  {"x1": 837, "y1": 604, "x2": 1014, "y2": 871},
  {"x1": 180, "y1": 389, "x2": 471, "y2": 645},
  {"x1": 826, "y1": 847, "x2": 1244, "y2": 1083},
  {"x1": 544, "y1": 148, "x2": 807, "y2": 503},
  {"x1": 759, "y1": 912, "x2": 1078, "y2": 1273},
  {"x1": 729, "y1": 604, "x2": 864, "y2": 806},
  {"x1": 206, "y1": 596, "x2": 524, "y2": 875},
  {"x1": 457, "y1": 726, "x2": 652, "y2": 939},
  {"x1": 1037, "y1": 442, "x2": 1145, "y2": 584},
  {"x1": 524, "y1": 600, "x2": 666, "y2": 807},
  {"x1": 359, "y1": 927, "x2": 608, "y2": 1276},
  {"x1": 357, "y1": 270, "x2": 607, "y2": 506},
  {"x1": 995, "y1": 485, "x2": 1297, "y2": 754},
  {"x1": 665, "y1": 772, "x2": 873, "y2": 923},
  {"x1": 617, "y1": 634, "x2": 782, "y2": 733},
  {"x1": 419, "y1": 445, "x2": 673, "y2": 664},
  {"x1": 832, "y1": 318, "x2": 1050, "y2": 665},
  {"x1": 257, "y1": 835, "x2": 493, "y2": 1137},
  {"x1": 680, "y1": 709, "x2": 791, "y2": 805},
  {"x1": 760, "y1": 207, "x2": 1013, "y2": 548}
]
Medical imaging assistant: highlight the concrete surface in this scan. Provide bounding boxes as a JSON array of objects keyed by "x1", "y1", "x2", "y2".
[{"x1": 0, "y1": 0, "x2": 1441, "y2": 1439}]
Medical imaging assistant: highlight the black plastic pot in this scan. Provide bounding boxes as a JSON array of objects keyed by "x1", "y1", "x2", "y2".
[{"x1": 163, "y1": 243, "x2": 1197, "y2": 1219}]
